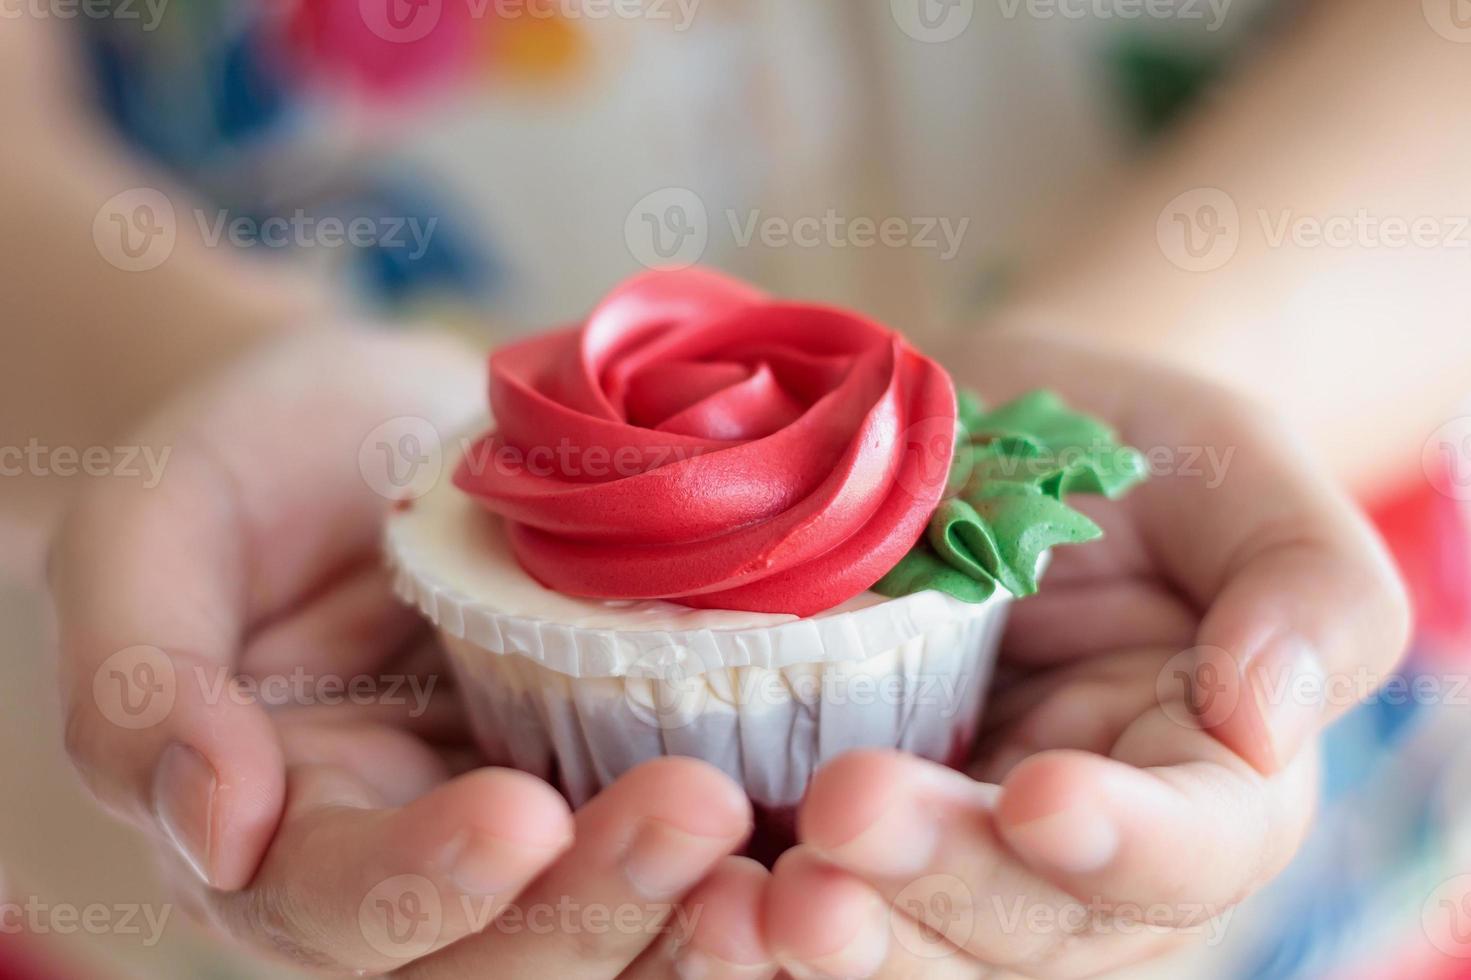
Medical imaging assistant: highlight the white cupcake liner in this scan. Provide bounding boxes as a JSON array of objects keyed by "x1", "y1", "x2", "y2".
[
  {"x1": 386, "y1": 483, "x2": 1019, "y2": 808},
  {"x1": 434, "y1": 612, "x2": 1008, "y2": 808}
]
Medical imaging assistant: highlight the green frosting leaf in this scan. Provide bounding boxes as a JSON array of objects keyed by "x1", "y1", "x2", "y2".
[
  {"x1": 872, "y1": 546, "x2": 998, "y2": 604},
  {"x1": 873, "y1": 389, "x2": 1146, "y2": 604}
]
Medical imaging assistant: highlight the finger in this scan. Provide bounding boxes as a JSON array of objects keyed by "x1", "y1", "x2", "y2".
[
  {"x1": 798, "y1": 750, "x2": 1270, "y2": 978},
  {"x1": 798, "y1": 751, "x2": 1083, "y2": 973},
  {"x1": 50, "y1": 331, "x2": 482, "y2": 889},
  {"x1": 52, "y1": 450, "x2": 284, "y2": 890},
  {"x1": 622, "y1": 856, "x2": 775, "y2": 980},
  {"x1": 245, "y1": 608, "x2": 464, "y2": 744},
  {"x1": 766, "y1": 847, "x2": 986, "y2": 979},
  {"x1": 996, "y1": 708, "x2": 1318, "y2": 913},
  {"x1": 972, "y1": 648, "x2": 1177, "y2": 782},
  {"x1": 962, "y1": 333, "x2": 1413, "y2": 773},
  {"x1": 1135, "y1": 377, "x2": 1411, "y2": 771},
  {"x1": 275, "y1": 719, "x2": 450, "y2": 806},
  {"x1": 273, "y1": 680, "x2": 466, "y2": 744},
  {"x1": 206, "y1": 766, "x2": 573, "y2": 975},
  {"x1": 399, "y1": 757, "x2": 752, "y2": 980},
  {"x1": 1000, "y1": 575, "x2": 1197, "y2": 666},
  {"x1": 240, "y1": 562, "x2": 428, "y2": 680},
  {"x1": 268, "y1": 638, "x2": 464, "y2": 745},
  {"x1": 1186, "y1": 514, "x2": 1409, "y2": 772}
]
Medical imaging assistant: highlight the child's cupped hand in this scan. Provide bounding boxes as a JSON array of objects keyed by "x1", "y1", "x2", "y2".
[
  {"x1": 48, "y1": 327, "x2": 1409, "y2": 979},
  {"x1": 764, "y1": 332, "x2": 1411, "y2": 978},
  {"x1": 48, "y1": 329, "x2": 769, "y2": 978}
]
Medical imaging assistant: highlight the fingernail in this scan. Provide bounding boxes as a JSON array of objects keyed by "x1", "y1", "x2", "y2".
[
  {"x1": 1248, "y1": 636, "x2": 1326, "y2": 770},
  {"x1": 622, "y1": 820, "x2": 732, "y2": 900},
  {"x1": 1004, "y1": 805, "x2": 1118, "y2": 874},
  {"x1": 153, "y1": 743, "x2": 217, "y2": 886},
  {"x1": 442, "y1": 830, "x2": 563, "y2": 897},
  {"x1": 784, "y1": 892, "x2": 890, "y2": 979},
  {"x1": 919, "y1": 763, "x2": 998, "y2": 809},
  {"x1": 675, "y1": 949, "x2": 773, "y2": 980}
]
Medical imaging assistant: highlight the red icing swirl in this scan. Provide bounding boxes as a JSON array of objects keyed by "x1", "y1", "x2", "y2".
[{"x1": 453, "y1": 268, "x2": 957, "y2": 616}]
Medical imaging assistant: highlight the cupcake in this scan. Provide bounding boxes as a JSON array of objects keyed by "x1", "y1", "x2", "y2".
[{"x1": 387, "y1": 267, "x2": 1143, "y2": 851}]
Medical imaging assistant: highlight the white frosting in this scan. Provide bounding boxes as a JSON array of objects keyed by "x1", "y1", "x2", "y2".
[{"x1": 386, "y1": 470, "x2": 893, "y2": 632}]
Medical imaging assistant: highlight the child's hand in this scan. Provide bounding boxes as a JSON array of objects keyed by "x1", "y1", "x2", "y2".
[
  {"x1": 765, "y1": 333, "x2": 1412, "y2": 978},
  {"x1": 49, "y1": 330, "x2": 774, "y2": 977}
]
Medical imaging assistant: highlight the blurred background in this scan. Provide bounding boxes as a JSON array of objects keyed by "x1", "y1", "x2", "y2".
[{"x1": 3, "y1": 1, "x2": 1471, "y2": 977}]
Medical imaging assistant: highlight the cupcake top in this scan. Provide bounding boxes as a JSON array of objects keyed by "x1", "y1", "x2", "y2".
[
  {"x1": 453, "y1": 267, "x2": 957, "y2": 616},
  {"x1": 454, "y1": 268, "x2": 1145, "y2": 618},
  {"x1": 387, "y1": 470, "x2": 998, "y2": 672}
]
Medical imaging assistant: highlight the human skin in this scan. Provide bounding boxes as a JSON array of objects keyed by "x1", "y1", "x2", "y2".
[
  {"x1": 49, "y1": 330, "x2": 777, "y2": 978},
  {"x1": 6, "y1": 0, "x2": 1440, "y2": 974},
  {"x1": 984, "y1": 0, "x2": 1471, "y2": 500},
  {"x1": 764, "y1": 331, "x2": 1408, "y2": 977},
  {"x1": 45, "y1": 325, "x2": 1407, "y2": 977}
]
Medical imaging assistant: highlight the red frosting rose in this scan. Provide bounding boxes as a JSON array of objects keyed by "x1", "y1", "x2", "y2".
[{"x1": 453, "y1": 267, "x2": 957, "y2": 617}]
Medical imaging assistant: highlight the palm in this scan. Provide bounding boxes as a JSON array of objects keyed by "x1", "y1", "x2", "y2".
[
  {"x1": 238, "y1": 574, "x2": 474, "y2": 810},
  {"x1": 973, "y1": 493, "x2": 1203, "y2": 783},
  {"x1": 53, "y1": 330, "x2": 767, "y2": 977}
]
